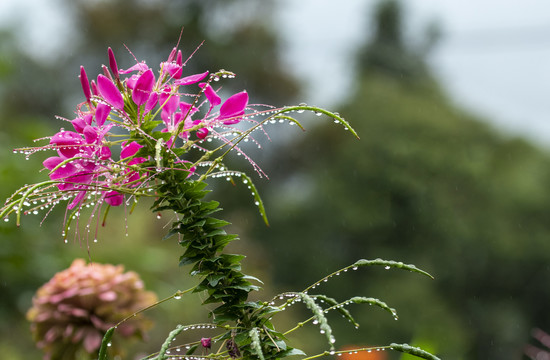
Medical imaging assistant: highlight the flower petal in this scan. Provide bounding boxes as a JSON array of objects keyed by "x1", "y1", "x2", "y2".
[
  {"x1": 162, "y1": 62, "x2": 183, "y2": 79},
  {"x1": 120, "y1": 141, "x2": 143, "y2": 159},
  {"x1": 199, "y1": 83, "x2": 221, "y2": 108},
  {"x1": 67, "y1": 191, "x2": 87, "y2": 210},
  {"x1": 132, "y1": 69, "x2": 155, "y2": 106},
  {"x1": 108, "y1": 47, "x2": 119, "y2": 81},
  {"x1": 72, "y1": 117, "x2": 87, "y2": 133},
  {"x1": 176, "y1": 71, "x2": 209, "y2": 86},
  {"x1": 97, "y1": 75, "x2": 124, "y2": 110},
  {"x1": 79, "y1": 66, "x2": 91, "y2": 102},
  {"x1": 219, "y1": 91, "x2": 248, "y2": 124},
  {"x1": 144, "y1": 92, "x2": 158, "y2": 114},
  {"x1": 95, "y1": 103, "x2": 110, "y2": 127},
  {"x1": 196, "y1": 128, "x2": 209, "y2": 139},
  {"x1": 43, "y1": 156, "x2": 65, "y2": 171},
  {"x1": 50, "y1": 131, "x2": 84, "y2": 158},
  {"x1": 159, "y1": 87, "x2": 180, "y2": 116},
  {"x1": 104, "y1": 191, "x2": 124, "y2": 206},
  {"x1": 83, "y1": 125, "x2": 99, "y2": 144},
  {"x1": 119, "y1": 62, "x2": 149, "y2": 74}
]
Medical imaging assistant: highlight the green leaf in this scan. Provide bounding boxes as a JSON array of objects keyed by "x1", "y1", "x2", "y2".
[
  {"x1": 349, "y1": 296, "x2": 397, "y2": 320},
  {"x1": 207, "y1": 274, "x2": 226, "y2": 287},
  {"x1": 220, "y1": 254, "x2": 246, "y2": 266},
  {"x1": 277, "y1": 347, "x2": 307, "y2": 357},
  {"x1": 390, "y1": 343, "x2": 441, "y2": 360},
  {"x1": 206, "y1": 229, "x2": 227, "y2": 237},
  {"x1": 258, "y1": 306, "x2": 282, "y2": 317},
  {"x1": 142, "y1": 120, "x2": 163, "y2": 132},
  {"x1": 186, "y1": 344, "x2": 199, "y2": 355},
  {"x1": 97, "y1": 327, "x2": 115, "y2": 360},
  {"x1": 314, "y1": 295, "x2": 358, "y2": 327},
  {"x1": 353, "y1": 258, "x2": 434, "y2": 279},
  {"x1": 241, "y1": 173, "x2": 269, "y2": 226},
  {"x1": 243, "y1": 275, "x2": 264, "y2": 284},
  {"x1": 228, "y1": 284, "x2": 261, "y2": 292}
]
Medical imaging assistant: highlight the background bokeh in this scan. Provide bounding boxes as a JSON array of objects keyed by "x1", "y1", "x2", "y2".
[{"x1": 1, "y1": 1, "x2": 550, "y2": 359}]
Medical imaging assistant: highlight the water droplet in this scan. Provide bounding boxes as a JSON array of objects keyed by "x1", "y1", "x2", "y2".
[
  {"x1": 93, "y1": 239, "x2": 98, "y2": 243},
  {"x1": 174, "y1": 295, "x2": 182, "y2": 300},
  {"x1": 107, "y1": 342, "x2": 112, "y2": 347},
  {"x1": 384, "y1": 266, "x2": 390, "y2": 270},
  {"x1": 352, "y1": 266, "x2": 358, "y2": 271}
]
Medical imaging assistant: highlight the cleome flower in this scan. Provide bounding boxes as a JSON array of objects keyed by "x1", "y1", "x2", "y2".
[
  {"x1": 1, "y1": 43, "x2": 357, "y2": 240},
  {"x1": 27, "y1": 258, "x2": 157, "y2": 360}
]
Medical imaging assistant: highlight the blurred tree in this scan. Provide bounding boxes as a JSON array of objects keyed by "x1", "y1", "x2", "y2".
[
  {"x1": 245, "y1": 1, "x2": 550, "y2": 359},
  {"x1": 359, "y1": 0, "x2": 436, "y2": 81}
]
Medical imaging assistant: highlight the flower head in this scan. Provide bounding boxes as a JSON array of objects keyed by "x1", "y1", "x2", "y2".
[
  {"x1": 1, "y1": 43, "x2": 357, "y2": 240},
  {"x1": 201, "y1": 337, "x2": 212, "y2": 349},
  {"x1": 27, "y1": 259, "x2": 157, "y2": 360}
]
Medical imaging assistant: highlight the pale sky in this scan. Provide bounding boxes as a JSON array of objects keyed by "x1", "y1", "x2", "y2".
[
  {"x1": 1, "y1": 0, "x2": 550, "y2": 146},
  {"x1": 277, "y1": 0, "x2": 550, "y2": 146}
]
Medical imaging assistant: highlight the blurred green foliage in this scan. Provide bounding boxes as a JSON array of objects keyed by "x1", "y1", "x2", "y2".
[
  {"x1": 247, "y1": 1, "x2": 550, "y2": 359},
  {"x1": 1, "y1": 0, "x2": 550, "y2": 359}
]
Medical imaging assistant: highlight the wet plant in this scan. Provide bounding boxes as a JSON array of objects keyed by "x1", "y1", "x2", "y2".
[{"x1": 2, "y1": 40, "x2": 440, "y2": 360}]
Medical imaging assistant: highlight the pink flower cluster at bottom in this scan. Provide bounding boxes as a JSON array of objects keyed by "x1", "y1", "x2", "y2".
[{"x1": 27, "y1": 259, "x2": 157, "y2": 360}]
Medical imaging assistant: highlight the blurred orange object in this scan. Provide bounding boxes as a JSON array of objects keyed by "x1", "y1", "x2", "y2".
[{"x1": 338, "y1": 346, "x2": 388, "y2": 360}]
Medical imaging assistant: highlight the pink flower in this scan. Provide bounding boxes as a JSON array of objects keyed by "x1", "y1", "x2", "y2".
[
  {"x1": 201, "y1": 337, "x2": 212, "y2": 349},
  {"x1": 27, "y1": 259, "x2": 157, "y2": 359}
]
